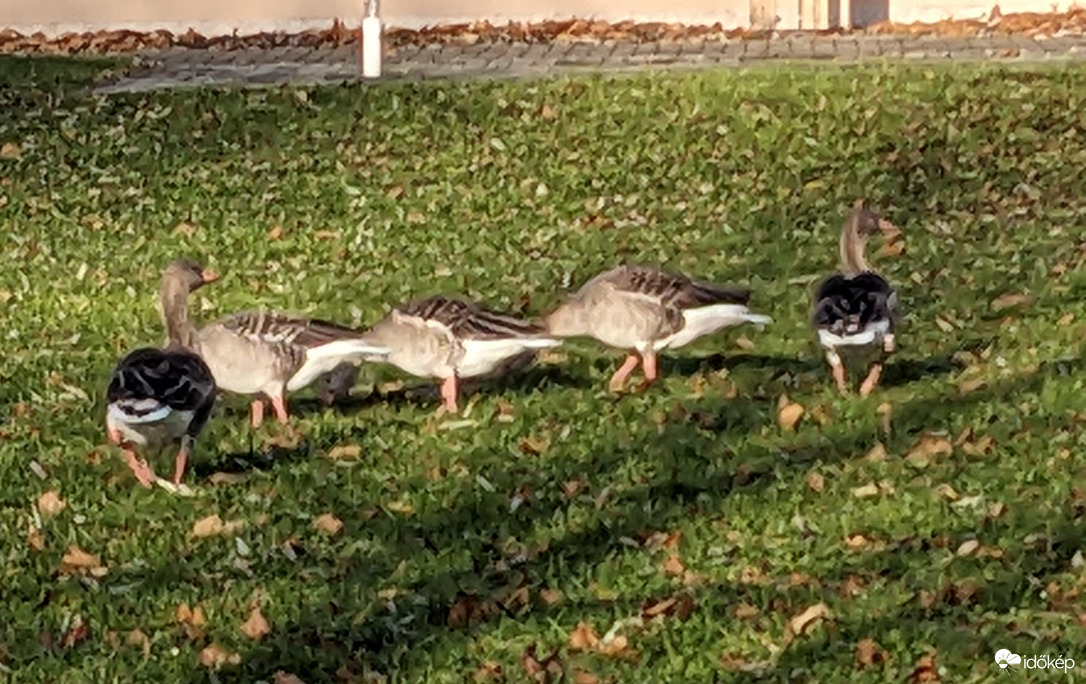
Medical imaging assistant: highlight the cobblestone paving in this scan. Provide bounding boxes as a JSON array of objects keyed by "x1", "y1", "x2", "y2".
[{"x1": 94, "y1": 33, "x2": 1086, "y2": 93}]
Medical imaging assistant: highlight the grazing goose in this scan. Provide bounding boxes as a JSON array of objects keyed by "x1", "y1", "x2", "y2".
[
  {"x1": 157, "y1": 260, "x2": 391, "y2": 429},
  {"x1": 363, "y1": 295, "x2": 562, "y2": 412},
  {"x1": 106, "y1": 261, "x2": 218, "y2": 490},
  {"x1": 544, "y1": 264, "x2": 773, "y2": 393},
  {"x1": 811, "y1": 205, "x2": 900, "y2": 396},
  {"x1": 195, "y1": 315, "x2": 391, "y2": 430}
]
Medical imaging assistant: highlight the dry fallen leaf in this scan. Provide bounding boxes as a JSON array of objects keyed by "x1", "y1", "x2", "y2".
[
  {"x1": 198, "y1": 643, "x2": 241, "y2": 669},
  {"x1": 267, "y1": 225, "x2": 284, "y2": 240},
  {"x1": 777, "y1": 396, "x2": 805, "y2": 431},
  {"x1": 540, "y1": 104, "x2": 558, "y2": 120},
  {"x1": 806, "y1": 471, "x2": 825, "y2": 493},
  {"x1": 61, "y1": 545, "x2": 100, "y2": 568},
  {"x1": 910, "y1": 652, "x2": 940, "y2": 682},
  {"x1": 865, "y1": 442, "x2": 889, "y2": 462},
  {"x1": 568, "y1": 621, "x2": 600, "y2": 651},
  {"x1": 208, "y1": 472, "x2": 247, "y2": 485},
  {"x1": 734, "y1": 602, "x2": 760, "y2": 619},
  {"x1": 126, "y1": 628, "x2": 151, "y2": 658},
  {"x1": 327, "y1": 444, "x2": 362, "y2": 461},
  {"x1": 845, "y1": 534, "x2": 871, "y2": 550},
  {"x1": 37, "y1": 490, "x2": 67, "y2": 517},
  {"x1": 313, "y1": 513, "x2": 344, "y2": 535},
  {"x1": 662, "y1": 555, "x2": 685, "y2": 576},
  {"x1": 991, "y1": 292, "x2": 1032, "y2": 311},
  {"x1": 0, "y1": 142, "x2": 21, "y2": 159},
  {"x1": 28, "y1": 523, "x2": 45, "y2": 550},
  {"x1": 540, "y1": 588, "x2": 564, "y2": 605},
  {"x1": 788, "y1": 602, "x2": 832, "y2": 636},
  {"x1": 573, "y1": 671, "x2": 600, "y2": 684},
  {"x1": 241, "y1": 605, "x2": 271, "y2": 640},
  {"x1": 191, "y1": 514, "x2": 224, "y2": 538},
  {"x1": 598, "y1": 633, "x2": 634, "y2": 658},
  {"x1": 176, "y1": 602, "x2": 208, "y2": 639},
  {"x1": 851, "y1": 482, "x2": 882, "y2": 499},
  {"x1": 273, "y1": 673, "x2": 306, "y2": 684},
  {"x1": 955, "y1": 539, "x2": 980, "y2": 557},
  {"x1": 855, "y1": 637, "x2": 887, "y2": 669},
  {"x1": 906, "y1": 435, "x2": 953, "y2": 467},
  {"x1": 735, "y1": 335, "x2": 756, "y2": 351},
  {"x1": 472, "y1": 661, "x2": 503, "y2": 683}
]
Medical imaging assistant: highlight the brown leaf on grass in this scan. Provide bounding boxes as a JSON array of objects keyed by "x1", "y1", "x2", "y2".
[
  {"x1": 241, "y1": 605, "x2": 271, "y2": 640},
  {"x1": 955, "y1": 539, "x2": 980, "y2": 557},
  {"x1": 598, "y1": 634, "x2": 636, "y2": 659},
  {"x1": 809, "y1": 404, "x2": 833, "y2": 426},
  {"x1": 540, "y1": 104, "x2": 558, "y2": 120},
  {"x1": 561, "y1": 479, "x2": 585, "y2": 498},
  {"x1": 198, "y1": 643, "x2": 241, "y2": 669},
  {"x1": 191, "y1": 515, "x2": 224, "y2": 538},
  {"x1": 173, "y1": 221, "x2": 198, "y2": 236},
  {"x1": 662, "y1": 555, "x2": 685, "y2": 576},
  {"x1": 28, "y1": 523, "x2": 45, "y2": 551},
  {"x1": 520, "y1": 643, "x2": 561, "y2": 682},
  {"x1": 176, "y1": 603, "x2": 208, "y2": 639},
  {"x1": 788, "y1": 602, "x2": 833, "y2": 636},
  {"x1": 37, "y1": 490, "x2": 67, "y2": 517},
  {"x1": 313, "y1": 513, "x2": 344, "y2": 535},
  {"x1": 126, "y1": 629, "x2": 151, "y2": 657},
  {"x1": 851, "y1": 482, "x2": 882, "y2": 499},
  {"x1": 881, "y1": 240, "x2": 906, "y2": 257},
  {"x1": 855, "y1": 638, "x2": 888, "y2": 669},
  {"x1": 0, "y1": 142, "x2": 21, "y2": 159},
  {"x1": 961, "y1": 434, "x2": 994, "y2": 457},
  {"x1": 806, "y1": 471, "x2": 825, "y2": 493},
  {"x1": 641, "y1": 594, "x2": 695, "y2": 620},
  {"x1": 518, "y1": 435, "x2": 550, "y2": 456},
  {"x1": 777, "y1": 396, "x2": 804, "y2": 431},
  {"x1": 909, "y1": 652, "x2": 940, "y2": 682},
  {"x1": 734, "y1": 335, "x2": 756, "y2": 351},
  {"x1": 845, "y1": 534, "x2": 872, "y2": 550},
  {"x1": 208, "y1": 472, "x2": 247, "y2": 485},
  {"x1": 568, "y1": 622, "x2": 600, "y2": 651},
  {"x1": 991, "y1": 293, "x2": 1032, "y2": 311},
  {"x1": 1057, "y1": 312, "x2": 1075, "y2": 326},
  {"x1": 839, "y1": 574, "x2": 867, "y2": 597},
  {"x1": 906, "y1": 435, "x2": 953, "y2": 467},
  {"x1": 472, "y1": 661, "x2": 503, "y2": 682},
  {"x1": 273, "y1": 673, "x2": 306, "y2": 684},
  {"x1": 573, "y1": 671, "x2": 600, "y2": 684},
  {"x1": 60, "y1": 545, "x2": 106, "y2": 576},
  {"x1": 734, "y1": 602, "x2": 760, "y2": 619},
  {"x1": 865, "y1": 443, "x2": 889, "y2": 462},
  {"x1": 327, "y1": 444, "x2": 362, "y2": 461},
  {"x1": 540, "y1": 588, "x2": 564, "y2": 605},
  {"x1": 267, "y1": 225, "x2": 284, "y2": 240}
]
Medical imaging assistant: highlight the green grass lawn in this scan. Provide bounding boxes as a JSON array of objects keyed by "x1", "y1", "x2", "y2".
[{"x1": 0, "y1": 56, "x2": 1084, "y2": 683}]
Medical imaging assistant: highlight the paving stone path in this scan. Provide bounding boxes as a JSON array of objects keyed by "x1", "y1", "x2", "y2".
[{"x1": 94, "y1": 33, "x2": 1086, "y2": 93}]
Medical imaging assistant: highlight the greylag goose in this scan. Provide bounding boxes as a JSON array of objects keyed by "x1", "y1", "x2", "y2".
[
  {"x1": 543, "y1": 264, "x2": 772, "y2": 393},
  {"x1": 811, "y1": 205, "x2": 900, "y2": 396},
  {"x1": 194, "y1": 311, "x2": 390, "y2": 428},
  {"x1": 157, "y1": 260, "x2": 391, "y2": 429},
  {"x1": 363, "y1": 295, "x2": 561, "y2": 412},
  {"x1": 106, "y1": 260, "x2": 218, "y2": 489}
]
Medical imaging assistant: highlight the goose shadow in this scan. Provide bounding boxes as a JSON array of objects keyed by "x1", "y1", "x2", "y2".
[{"x1": 291, "y1": 356, "x2": 596, "y2": 418}]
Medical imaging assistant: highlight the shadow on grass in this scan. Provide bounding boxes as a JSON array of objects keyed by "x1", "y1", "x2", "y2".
[{"x1": 180, "y1": 357, "x2": 1081, "y2": 682}]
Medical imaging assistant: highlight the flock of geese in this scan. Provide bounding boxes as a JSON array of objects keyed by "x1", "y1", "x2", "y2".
[{"x1": 106, "y1": 204, "x2": 900, "y2": 494}]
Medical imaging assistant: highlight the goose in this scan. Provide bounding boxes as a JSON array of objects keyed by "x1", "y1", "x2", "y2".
[
  {"x1": 106, "y1": 261, "x2": 218, "y2": 490},
  {"x1": 811, "y1": 205, "x2": 900, "y2": 396},
  {"x1": 157, "y1": 260, "x2": 391, "y2": 429},
  {"x1": 363, "y1": 295, "x2": 562, "y2": 412},
  {"x1": 543, "y1": 264, "x2": 772, "y2": 393}
]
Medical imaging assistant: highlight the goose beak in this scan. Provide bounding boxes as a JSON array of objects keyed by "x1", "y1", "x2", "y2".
[{"x1": 201, "y1": 269, "x2": 220, "y2": 283}]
